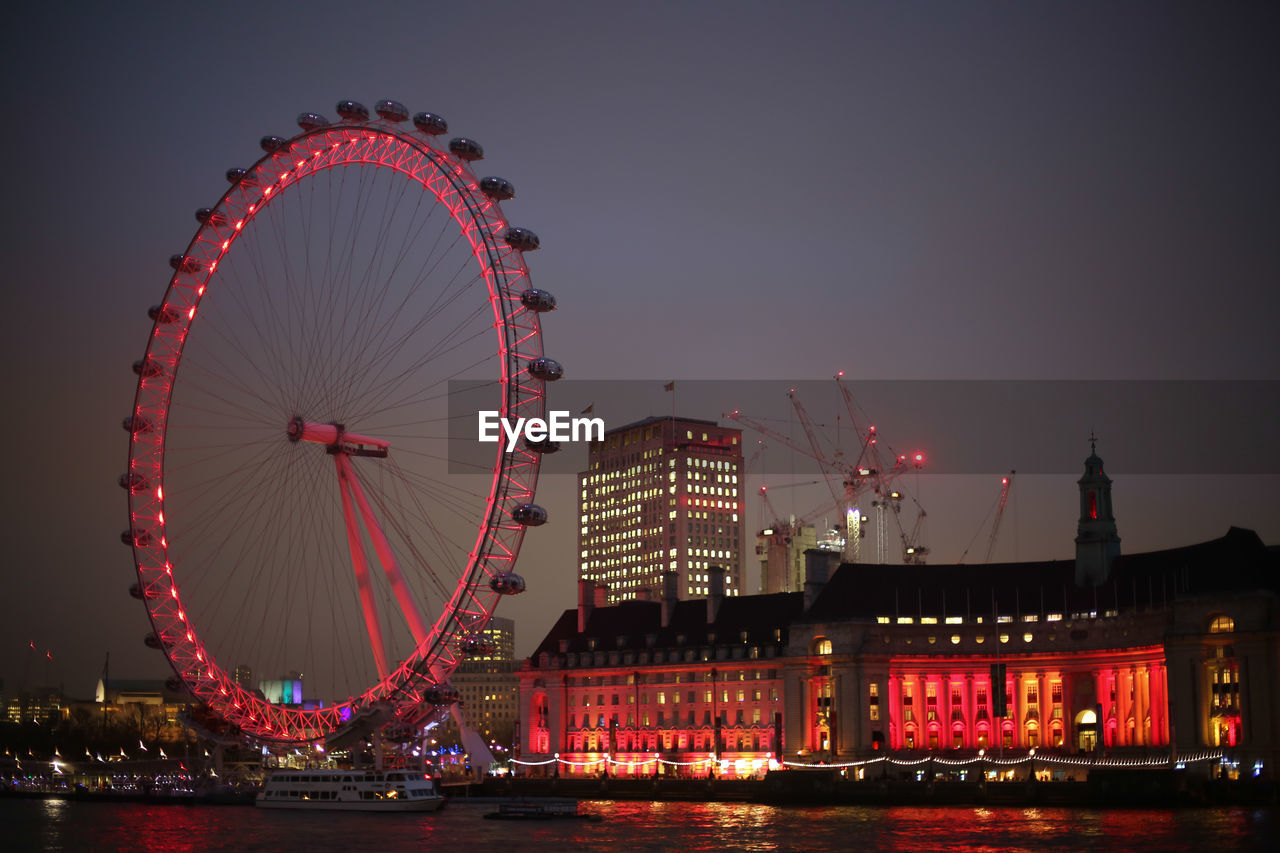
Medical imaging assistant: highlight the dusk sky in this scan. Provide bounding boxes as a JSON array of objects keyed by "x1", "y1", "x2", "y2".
[{"x1": 1, "y1": 1, "x2": 1276, "y2": 700}]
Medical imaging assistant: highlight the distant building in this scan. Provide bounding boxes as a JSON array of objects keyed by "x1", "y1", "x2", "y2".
[
  {"x1": 518, "y1": 445, "x2": 1280, "y2": 779},
  {"x1": 580, "y1": 416, "x2": 745, "y2": 603},
  {"x1": 757, "y1": 522, "x2": 823, "y2": 594},
  {"x1": 5, "y1": 688, "x2": 65, "y2": 725},
  {"x1": 450, "y1": 617, "x2": 520, "y2": 746},
  {"x1": 95, "y1": 678, "x2": 195, "y2": 743}
]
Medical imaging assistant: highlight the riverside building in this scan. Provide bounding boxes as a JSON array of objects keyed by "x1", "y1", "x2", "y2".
[{"x1": 518, "y1": 444, "x2": 1279, "y2": 779}]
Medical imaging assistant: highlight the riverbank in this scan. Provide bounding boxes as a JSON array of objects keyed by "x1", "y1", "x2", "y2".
[{"x1": 458, "y1": 769, "x2": 1279, "y2": 808}]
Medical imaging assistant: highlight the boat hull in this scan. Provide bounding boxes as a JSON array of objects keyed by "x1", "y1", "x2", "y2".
[{"x1": 258, "y1": 797, "x2": 445, "y2": 812}]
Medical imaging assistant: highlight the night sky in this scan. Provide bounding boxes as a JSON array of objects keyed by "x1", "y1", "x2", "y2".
[{"x1": 1, "y1": 1, "x2": 1277, "y2": 700}]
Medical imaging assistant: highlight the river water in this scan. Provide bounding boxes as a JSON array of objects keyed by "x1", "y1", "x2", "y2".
[{"x1": 2, "y1": 797, "x2": 1275, "y2": 852}]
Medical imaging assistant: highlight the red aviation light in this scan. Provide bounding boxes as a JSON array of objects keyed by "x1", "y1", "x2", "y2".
[{"x1": 913, "y1": 452, "x2": 925, "y2": 465}]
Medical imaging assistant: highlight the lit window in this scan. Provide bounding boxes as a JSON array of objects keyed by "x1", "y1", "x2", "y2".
[{"x1": 1209, "y1": 615, "x2": 1235, "y2": 633}]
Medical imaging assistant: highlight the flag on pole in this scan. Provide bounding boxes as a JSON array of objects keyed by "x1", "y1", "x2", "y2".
[
  {"x1": 664, "y1": 381, "x2": 675, "y2": 391},
  {"x1": 580, "y1": 403, "x2": 594, "y2": 415}
]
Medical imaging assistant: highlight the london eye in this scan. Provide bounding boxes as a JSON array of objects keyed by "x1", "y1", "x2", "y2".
[{"x1": 121, "y1": 99, "x2": 557, "y2": 747}]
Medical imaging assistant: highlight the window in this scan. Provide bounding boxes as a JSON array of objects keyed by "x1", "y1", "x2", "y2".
[
  {"x1": 1209, "y1": 615, "x2": 1235, "y2": 633},
  {"x1": 814, "y1": 638, "x2": 833, "y2": 655}
]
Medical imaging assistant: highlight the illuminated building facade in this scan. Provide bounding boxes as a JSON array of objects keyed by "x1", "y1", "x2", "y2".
[
  {"x1": 521, "y1": 447, "x2": 1280, "y2": 778},
  {"x1": 579, "y1": 416, "x2": 744, "y2": 602},
  {"x1": 519, "y1": 571, "x2": 796, "y2": 778}
]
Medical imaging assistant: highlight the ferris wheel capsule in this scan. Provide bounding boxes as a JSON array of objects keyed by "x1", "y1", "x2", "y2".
[
  {"x1": 260, "y1": 135, "x2": 291, "y2": 153},
  {"x1": 119, "y1": 472, "x2": 148, "y2": 492},
  {"x1": 122, "y1": 528, "x2": 152, "y2": 548},
  {"x1": 169, "y1": 255, "x2": 201, "y2": 273},
  {"x1": 421, "y1": 686, "x2": 460, "y2": 705},
  {"x1": 528, "y1": 358, "x2": 563, "y2": 381},
  {"x1": 412, "y1": 112, "x2": 448, "y2": 135},
  {"x1": 512, "y1": 504, "x2": 548, "y2": 526},
  {"x1": 374, "y1": 100, "x2": 409, "y2": 122},
  {"x1": 520, "y1": 289, "x2": 557, "y2": 312},
  {"x1": 503, "y1": 227, "x2": 540, "y2": 252},
  {"x1": 132, "y1": 356, "x2": 163, "y2": 378},
  {"x1": 195, "y1": 208, "x2": 227, "y2": 226},
  {"x1": 489, "y1": 573, "x2": 526, "y2": 595},
  {"x1": 336, "y1": 100, "x2": 369, "y2": 122},
  {"x1": 148, "y1": 304, "x2": 180, "y2": 324},
  {"x1": 122, "y1": 415, "x2": 153, "y2": 434},
  {"x1": 297, "y1": 112, "x2": 330, "y2": 131},
  {"x1": 448, "y1": 138, "x2": 483, "y2": 161},
  {"x1": 524, "y1": 436, "x2": 561, "y2": 454},
  {"x1": 479, "y1": 177, "x2": 515, "y2": 200}
]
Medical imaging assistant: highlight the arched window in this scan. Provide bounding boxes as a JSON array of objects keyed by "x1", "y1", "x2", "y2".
[
  {"x1": 813, "y1": 637, "x2": 833, "y2": 655},
  {"x1": 1209, "y1": 615, "x2": 1235, "y2": 633}
]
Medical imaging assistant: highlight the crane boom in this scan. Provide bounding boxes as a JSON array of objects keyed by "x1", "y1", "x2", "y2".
[{"x1": 983, "y1": 470, "x2": 1015, "y2": 562}]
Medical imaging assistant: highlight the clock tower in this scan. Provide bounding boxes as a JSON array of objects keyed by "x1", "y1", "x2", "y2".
[{"x1": 1075, "y1": 434, "x2": 1121, "y2": 586}]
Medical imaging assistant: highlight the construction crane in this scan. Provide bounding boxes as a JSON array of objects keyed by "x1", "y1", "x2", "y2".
[
  {"x1": 726, "y1": 378, "x2": 929, "y2": 564},
  {"x1": 957, "y1": 470, "x2": 1015, "y2": 564},
  {"x1": 984, "y1": 471, "x2": 1015, "y2": 562}
]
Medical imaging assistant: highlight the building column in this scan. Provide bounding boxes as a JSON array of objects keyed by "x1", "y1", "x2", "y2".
[
  {"x1": 1121, "y1": 666, "x2": 1131, "y2": 742},
  {"x1": 1152, "y1": 660, "x2": 1172, "y2": 742},
  {"x1": 1106, "y1": 667, "x2": 1119, "y2": 746},
  {"x1": 1012, "y1": 672, "x2": 1023, "y2": 748},
  {"x1": 1036, "y1": 672, "x2": 1046, "y2": 747},
  {"x1": 941, "y1": 674, "x2": 951, "y2": 748},
  {"x1": 833, "y1": 671, "x2": 845, "y2": 756},
  {"x1": 888, "y1": 673, "x2": 901, "y2": 750},
  {"x1": 918, "y1": 673, "x2": 928, "y2": 748},
  {"x1": 963, "y1": 674, "x2": 975, "y2": 748},
  {"x1": 1139, "y1": 665, "x2": 1149, "y2": 746}
]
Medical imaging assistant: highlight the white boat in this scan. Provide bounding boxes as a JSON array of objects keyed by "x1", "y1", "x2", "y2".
[{"x1": 256, "y1": 768, "x2": 445, "y2": 811}]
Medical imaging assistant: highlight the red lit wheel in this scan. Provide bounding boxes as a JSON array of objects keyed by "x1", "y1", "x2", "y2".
[{"x1": 122, "y1": 100, "x2": 557, "y2": 746}]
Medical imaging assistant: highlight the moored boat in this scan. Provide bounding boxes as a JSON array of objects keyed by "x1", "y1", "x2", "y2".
[{"x1": 257, "y1": 768, "x2": 445, "y2": 811}]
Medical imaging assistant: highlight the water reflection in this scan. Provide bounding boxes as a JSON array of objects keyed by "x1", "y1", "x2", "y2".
[{"x1": 1, "y1": 798, "x2": 1274, "y2": 852}]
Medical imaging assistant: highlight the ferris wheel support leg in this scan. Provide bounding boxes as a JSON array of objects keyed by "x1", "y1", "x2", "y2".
[
  {"x1": 335, "y1": 454, "x2": 390, "y2": 680},
  {"x1": 341, "y1": 457, "x2": 430, "y2": 646}
]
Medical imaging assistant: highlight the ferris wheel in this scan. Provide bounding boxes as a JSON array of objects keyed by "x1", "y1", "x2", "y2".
[{"x1": 121, "y1": 99, "x2": 559, "y2": 747}]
